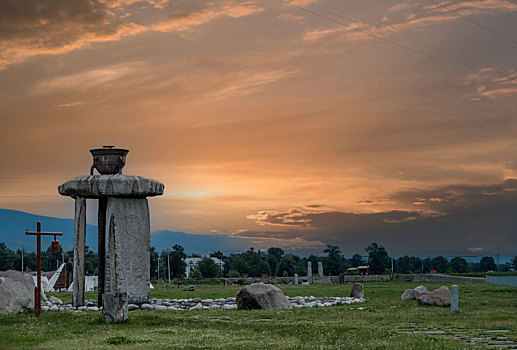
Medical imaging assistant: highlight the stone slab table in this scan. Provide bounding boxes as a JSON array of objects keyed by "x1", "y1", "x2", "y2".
[{"x1": 59, "y1": 175, "x2": 164, "y2": 307}]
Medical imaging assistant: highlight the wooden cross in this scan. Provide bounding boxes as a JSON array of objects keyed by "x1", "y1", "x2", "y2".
[{"x1": 25, "y1": 221, "x2": 63, "y2": 317}]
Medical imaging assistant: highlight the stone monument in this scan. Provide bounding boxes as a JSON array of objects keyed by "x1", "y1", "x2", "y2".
[
  {"x1": 307, "y1": 261, "x2": 312, "y2": 278},
  {"x1": 451, "y1": 285, "x2": 458, "y2": 313},
  {"x1": 318, "y1": 261, "x2": 323, "y2": 277},
  {"x1": 59, "y1": 146, "x2": 164, "y2": 308},
  {"x1": 294, "y1": 274, "x2": 298, "y2": 285}
]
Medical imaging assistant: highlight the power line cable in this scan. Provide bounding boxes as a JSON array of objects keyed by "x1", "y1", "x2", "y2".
[
  {"x1": 427, "y1": 0, "x2": 517, "y2": 47},
  {"x1": 318, "y1": 4, "x2": 517, "y2": 80},
  {"x1": 282, "y1": 1, "x2": 517, "y2": 81},
  {"x1": 281, "y1": 0, "x2": 459, "y2": 67}
]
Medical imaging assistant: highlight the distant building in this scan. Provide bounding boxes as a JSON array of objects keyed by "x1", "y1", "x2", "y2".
[
  {"x1": 184, "y1": 257, "x2": 224, "y2": 278},
  {"x1": 347, "y1": 266, "x2": 370, "y2": 276}
]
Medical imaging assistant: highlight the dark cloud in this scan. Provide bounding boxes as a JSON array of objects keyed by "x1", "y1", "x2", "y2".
[
  {"x1": 0, "y1": 0, "x2": 263, "y2": 68},
  {"x1": 0, "y1": 0, "x2": 125, "y2": 67},
  {"x1": 246, "y1": 179, "x2": 517, "y2": 255}
]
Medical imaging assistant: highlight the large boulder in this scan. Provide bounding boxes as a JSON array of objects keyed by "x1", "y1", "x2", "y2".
[
  {"x1": 0, "y1": 274, "x2": 35, "y2": 314},
  {"x1": 236, "y1": 283, "x2": 291, "y2": 310},
  {"x1": 414, "y1": 285, "x2": 430, "y2": 295},
  {"x1": 401, "y1": 289, "x2": 421, "y2": 301},
  {"x1": 350, "y1": 282, "x2": 364, "y2": 298},
  {"x1": 418, "y1": 286, "x2": 451, "y2": 307}
]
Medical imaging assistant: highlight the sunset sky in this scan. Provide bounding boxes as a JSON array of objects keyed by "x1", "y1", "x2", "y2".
[{"x1": 1, "y1": 0, "x2": 516, "y2": 255}]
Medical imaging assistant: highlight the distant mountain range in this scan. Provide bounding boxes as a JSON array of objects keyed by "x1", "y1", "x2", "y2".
[{"x1": 0, "y1": 209, "x2": 249, "y2": 254}]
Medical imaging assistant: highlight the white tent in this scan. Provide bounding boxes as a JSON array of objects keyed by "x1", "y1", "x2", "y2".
[
  {"x1": 48, "y1": 263, "x2": 65, "y2": 291},
  {"x1": 32, "y1": 275, "x2": 54, "y2": 292}
]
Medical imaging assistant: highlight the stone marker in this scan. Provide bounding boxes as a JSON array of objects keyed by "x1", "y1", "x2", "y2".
[
  {"x1": 236, "y1": 283, "x2": 291, "y2": 310},
  {"x1": 350, "y1": 282, "x2": 364, "y2": 298},
  {"x1": 417, "y1": 286, "x2": 451, "y2": 307},
  {"x1": 318, "y1": 262, "x2": 323, "y2": 277},
  {"x1": 0, "y1": 274, "x2": 35, "y2": 314},
  {"x1": 102, "y1": 292, "x2": 128, "y2": 323},
  {"x1": 307, "y1": 261, "x2": 312, "y2": 278},
  {"x1": 104, "y1": 198, "x2": 151, "y2": 304},
  {"x1": 294, "y1": 274, "x2": 298, "y2": 285},
  {"x1": 451, "y1": 285, "x2": 458, "y2": 313}
]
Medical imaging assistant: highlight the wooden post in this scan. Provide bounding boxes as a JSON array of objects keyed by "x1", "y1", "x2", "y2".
[
  {"x1": 36, "y1": 223, "x2": 41, "y2": 316},
  {"x1": 73, "y1": 197, "x2": 86, "y2": 307},
  {"x1": 25, "y1": 221, "x2": 62, "y2": 317},
  {"x1": 97, "y1": 198, "x2": 107, "y2": 306}
]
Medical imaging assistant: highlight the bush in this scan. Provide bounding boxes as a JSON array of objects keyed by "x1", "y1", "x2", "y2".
[
  {"x1": 191, "y1": 269, "x2": 202, "y2": 279},
  {"x1": 229, "y1": 270, "x2": 241, "y2": 278},
  {"x1": 198, "y1": 258, "x2": 219, "y2": 278}
]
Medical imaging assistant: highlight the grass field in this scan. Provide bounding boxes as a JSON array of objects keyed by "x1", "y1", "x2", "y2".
[{"x1": 1, "y1": 281, "x2": 516, "y2": 349}]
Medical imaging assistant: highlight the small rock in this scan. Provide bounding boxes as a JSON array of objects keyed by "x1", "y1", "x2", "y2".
[
  {"x1": 87, "y1": 306, "x2": 99, "y2": 311},
  {"x1": 49, "y1": 305, "x2": 59, "y2": 311},
  {"x1": 154, "y1": 305, "x2": 167, "y2": 311},
  {"x1": 141, "y1": 303, "x2": 153, "y2": 310},
  {"x1": 49, "y1": 296, "x2": 63, "y2": 305},
  {"x1": 189, "y1": 303, "x2": 203, "y2": 310},
  {"x1": 128, "y1": 304, "x2": 140, "y2": 311}
]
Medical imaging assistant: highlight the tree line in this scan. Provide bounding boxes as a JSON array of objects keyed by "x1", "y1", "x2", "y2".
[
  {"x1": 149, "y1": 242, "x2": 517, "y2": 280},
  {"x1": 1, "y1": 241, "x2": 516, "y2": 278}
]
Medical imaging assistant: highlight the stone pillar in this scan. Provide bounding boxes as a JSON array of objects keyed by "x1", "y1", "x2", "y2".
[
  {"x1": 102, "y1": 292, "x2": 128, "y2": 323},
  {"x1": 307, "y1": 261, "x2": 312, "y2": 278},
  {"x1": 451, "y1": 285, "x2": 458, "y2": 313},
  {"x1": 97, "y1": 198, "x2": 107, "y2": 306},
  {"x1": 294, "y1": 274, "x2": 298, "y2": 285},
  {"x1": 318, "y1": 261, "x2": 323, "y2": 277},
  {"x1": 104, "y1": 198, "x2": 150, "y2": 304},
  {"x1": 73, "y1": 197, "x2": 86, "y2": 307}
]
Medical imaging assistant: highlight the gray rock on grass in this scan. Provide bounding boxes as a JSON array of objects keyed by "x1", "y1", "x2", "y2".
[
  {"x1": 418, "y1": 286, "x2": 451, "y2": 307},
  {"x1": 236, "y1": 283, "x2": 291, "y2": 310},
  {"x1": 401, "y1": 289, "x2": 421, "y2": 300},
  {"x1": 350, "y1": 283, "x2": 364, "y2": 298},
  {"x1": 0, "y1": 274, "x2": 35, "y2": 314},
  {"x1": 414, "y1": 285, "x2": 430, "y2": 295}
]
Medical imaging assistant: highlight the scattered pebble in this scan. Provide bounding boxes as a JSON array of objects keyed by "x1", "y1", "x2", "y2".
[{"x1": 41, "y1": 295, "x2": 365, "y2": 312}]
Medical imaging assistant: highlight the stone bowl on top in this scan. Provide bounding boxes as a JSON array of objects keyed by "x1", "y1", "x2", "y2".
[{"x1": 90, "y1": 146, "x2": 129, "y2": 175}]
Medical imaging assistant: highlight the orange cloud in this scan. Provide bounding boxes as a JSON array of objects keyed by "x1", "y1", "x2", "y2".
[
  {"x1": 461, "y1": 68, "x2": 517, "y2": 100},
  {"x1": 303, "y1": 0, "x2": 517, "y2": 43}
]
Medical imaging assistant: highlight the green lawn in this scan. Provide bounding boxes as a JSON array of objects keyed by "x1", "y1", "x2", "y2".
[{"x1": 1, "y1": 281, "x2": 516, "y2": 349}]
